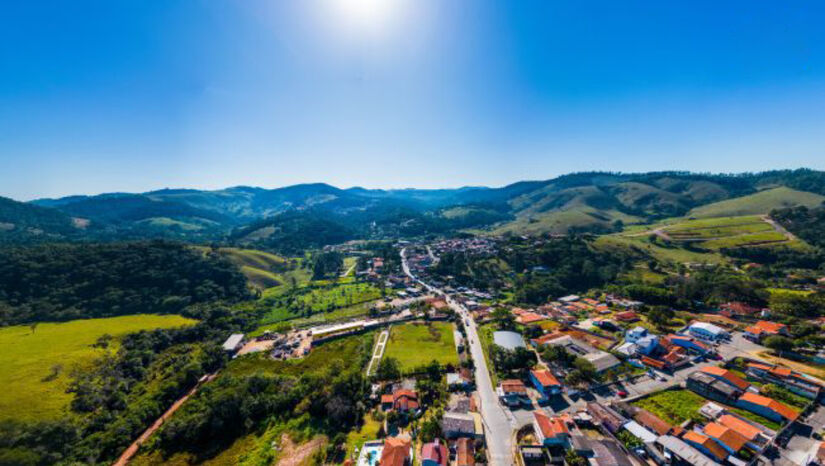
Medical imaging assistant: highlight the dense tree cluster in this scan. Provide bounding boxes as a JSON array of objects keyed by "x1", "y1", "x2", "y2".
[
  {"x1": 311, "y1": 251, "x2": 344, "y2": 279},
  {"x1": 0, "y1": 241, "x2": 249, "y2": 324}
]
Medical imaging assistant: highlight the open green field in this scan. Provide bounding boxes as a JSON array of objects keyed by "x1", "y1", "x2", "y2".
[
  {"x1": 384, "y1": 322, "x2": 458, "y2": 372},
  {"x1": 259, "y1": 282, "x2": 382, "y2": 325},
  {"x1": 702, "y1": 230, "x2": 788, "y2": 249},
  {"x1": 632, "y1": 388, "x2": 782, "y2": 430},
  {"x1": 687, "y1": 187, "x2": 825, "y2": 218},
  {"x1": 0, "y1": 314, "x2": 196, "y2": 422},
  {"x1": 595, "y1": 235, "x2": 726, "y2": 265}
]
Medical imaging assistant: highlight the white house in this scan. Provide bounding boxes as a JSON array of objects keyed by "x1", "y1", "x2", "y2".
[{"x1": 688, "y1": 322, "x2": 729, "y2": 342}]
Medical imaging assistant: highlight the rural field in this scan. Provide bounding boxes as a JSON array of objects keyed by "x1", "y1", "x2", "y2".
[
  {"x1": 0, "y1": 314, "x2": 196, "y2": 422},
  {"x1": 259, "y1": 281, "x2": 382, "y2": 325},
  {"x1": 383, "y1": 322, "x2": 459, "y2": 372}
]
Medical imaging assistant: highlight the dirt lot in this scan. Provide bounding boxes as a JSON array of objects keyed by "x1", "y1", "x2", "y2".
[{"x1": 276, "y1": 434, "x2": 326, "y2": 466}]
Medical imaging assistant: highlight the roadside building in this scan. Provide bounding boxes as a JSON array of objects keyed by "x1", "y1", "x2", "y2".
[
  {"x1": 530, "y1": 369, "x2": 563, "y2": 397},
  {"x1": 623, "y1": 420, "x2": 658, "y2": 444},
  {"x1": 533, "y1": 412, "x2": 571, "y2": 447},
  {"x1": 719, "y1": 302, "x2": 762, "y2": 319},
  {"x1": 744, "y1": 320, "x2": 790, "y2": 342},
  {"x1": 698, "y1": 366, "x2": 751, "y2": 391},
  {"x1": 441, "y1": 412, "x2": 478, "y2": 439},
  {"x1": 664, "y1": 334, "x2": 711, "y2": 355},
  {"x1": 587, "y1": 402, "x2": 627, "y2": 434},
  {"x1": 497, "y1": 379, "x2": 529, "y2": 407},
  {"x1": 687, "y1": 372, "x2": 743, "y2": 404},
  {"x1": 535, "y1": 335, "x2": 620, "y2": 373},
  {"x1": 736, "y1": 392, "x2": 799, "y2": 423},
  {"x1": 688, "y1": 322, "x2": 729, "y2": 342}
]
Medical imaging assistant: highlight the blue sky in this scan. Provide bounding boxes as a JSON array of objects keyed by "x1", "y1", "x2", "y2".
[{"x1": 2, "y1": 1, "x2": 825, "y2": 200}]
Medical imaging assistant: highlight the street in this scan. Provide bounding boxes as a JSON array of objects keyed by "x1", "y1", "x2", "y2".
[{"x1": 401, "y1": 248, "x2": 515, "y2": 465}]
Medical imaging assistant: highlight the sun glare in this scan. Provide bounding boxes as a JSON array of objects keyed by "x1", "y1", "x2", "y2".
[{"x1": 326, "y1": 0, "x2": 400, "y2": 35}]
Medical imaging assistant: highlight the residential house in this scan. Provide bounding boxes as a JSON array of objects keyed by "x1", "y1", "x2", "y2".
[
  {"x1": 420, "y1": 439, "x2": 448, "y2": 466},
  {"x1": 720, "y1": 302, "x2": 762, "y2": 319},
  {"x1": 744, "y1": 321, "x2": 790, "y2": 342},
  {"x1": 656, "y1": 436, "x2": 718, "y2": 466},
  {"x1": 380, "y1": 436, "x2": 412, "y2": 466},
  {"x1": 590, "y1": 439, "x2": 634, "y2": 466},
  {"x1": 687, "y1": 372, "x2": 743, "y2": 404},
  {"x1": 703, "y1": 422, "x2": 748, "y2": 455},
  {"x1": 587, "y1": 402, "x2": 627, "y2": 434},
  {"x1": 534, "y1": 335, "x2": 620, "y2": 373},
  {"x1": 624, "y1": 327, "x2": 660, "y2": 356},
  {"x1": 614, "y1": 311, "x2": 640, "y2": 323},
  {"x1": 533, "y1": 412, "x2": 571, "y2": 447},
  {"x1": 633, "y1": 409, "x2": 672, "y2": 436},
  {"x1": 516, "y1": 312, "x2": 547, "y2": 325},
  {"x1": 688, "y1": 322, "x2": 729, "y2": 342},
  {"x1": 746, "y1": 362, "x2": 823, "y2": 399},
  {"x1": 497, "y1": 379, "x2": 529, "y2": 408},
  {"x1": 717, "y1": 414, "x2": 771, "y2": 450},
  {"x1": 441, "y1": 412, "x2": 478, "y2": 439},
  {"x1": 682, "y1": 431, "x2": 729, "y2": 462},
  {"x1": 455, "y1": 438, "x2": 475, "y2": 466},
  {"x1": 664, "y1": 334, "x2": 711, "y2": 355},
  {"x1": 698, "y1": 366, "x2": 751, "y2": 392},
  {"x1": 381, "y1": 389, "x2": 419, "y2": 413},
  {"x1": 736, "y1": 392, "x2": 799, "y2": 423},
  {"x1": 530, "y1": 369, "x2": 562, "y2": 397}
]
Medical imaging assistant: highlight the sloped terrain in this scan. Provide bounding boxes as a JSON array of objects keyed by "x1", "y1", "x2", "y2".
[{"x1": 687, "y1": 187, "x2": 825, "y2": 218}]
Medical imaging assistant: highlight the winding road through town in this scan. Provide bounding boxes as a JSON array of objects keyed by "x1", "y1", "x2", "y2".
[{"x1": 400, "y1": 248, "x2": 514, "y2": 465}]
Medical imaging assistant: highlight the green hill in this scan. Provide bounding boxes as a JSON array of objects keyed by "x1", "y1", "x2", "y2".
[
  {"x1": 202, "y1": 247, "x2": 294, "y2": 290},
  {"x1": 688, "y1": 187, "x2": 825, "y2": 218}
]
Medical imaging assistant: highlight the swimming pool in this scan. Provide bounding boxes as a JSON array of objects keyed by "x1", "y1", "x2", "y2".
[{"x1": 356, "y1": 441, "x2": 383, "y2": 466}]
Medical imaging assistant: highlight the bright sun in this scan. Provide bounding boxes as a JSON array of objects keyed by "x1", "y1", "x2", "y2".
[{"x1": 327, "y1": 0, "x2": 399, "y2": 34}]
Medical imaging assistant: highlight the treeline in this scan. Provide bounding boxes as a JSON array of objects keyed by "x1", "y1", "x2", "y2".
[
  {"x1": 0, "y1": 241, "x2": 249, "y2": 325},
  {"x1": 0, "y1": 303, "x2": 262, "y2": 465},
  {"x1": 772, "y1": 205, "x2": 825, "y2": 248}
]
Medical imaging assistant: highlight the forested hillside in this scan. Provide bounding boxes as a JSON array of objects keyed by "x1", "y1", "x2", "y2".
[{"x1": 0, "y1": 241, "x2": 249, "y2": 324}]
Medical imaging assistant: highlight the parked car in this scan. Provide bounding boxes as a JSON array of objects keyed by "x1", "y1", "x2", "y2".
[{"x1": 617, "y1": 390, "x2": 629, "y2": 398}]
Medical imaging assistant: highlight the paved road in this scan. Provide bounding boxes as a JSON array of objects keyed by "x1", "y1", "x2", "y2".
[{"x1": 401, "y1": 248, "x2": 514, "y2": 465}]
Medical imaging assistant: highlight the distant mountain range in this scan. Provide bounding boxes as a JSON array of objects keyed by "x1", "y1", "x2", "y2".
[{"x1": 2, "y1": 169, "x2": 824, "y2": 246}]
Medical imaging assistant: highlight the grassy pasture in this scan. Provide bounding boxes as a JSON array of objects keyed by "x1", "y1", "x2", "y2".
[
  {"x1": 384, "y1": 322, "x2": 458, "y2": 372},
  {"x1": 687, "y1": 186, "x2": 825, "y2": 218},
  {"x1": 0, "y1": 314, "x2": 196, "y2": 422}
]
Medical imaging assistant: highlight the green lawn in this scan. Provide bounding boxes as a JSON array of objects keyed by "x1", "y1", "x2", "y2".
[
  {"x1": 383, "y1": 322, "x2": 458, "y2": 372},
  {"x1": 631, "y1": 389, "x2": 708, "y2": 424},
  {"x1": 345, "y1": 412, "x2": 382, "y2": 456},
  {"x1": 0, "y1": 314, "x2": 196, "y2": 422}
]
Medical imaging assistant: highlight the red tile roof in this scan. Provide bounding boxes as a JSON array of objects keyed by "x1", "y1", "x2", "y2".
[
  {"x1": 518, "y1": 312, "x2": 547, "y2": 324},
  {"x1": 456, "y1": 438, "x2": 475, "y2": 466},
  {"x1": 683, "y1": 431, "x2": 729, "y2": 460},
  {"x1": 421, "y1": 441, "x2": 448, "y2": 466},
  {"x1": 380, "y1": 437, "x2": 411, "y2": 466},
  {"x1": 700, "y1": 366, "x2": 750, "y2": 390},
  {"x1": 500, "y1": 379, "x2": 527, "y2": 394},
  {"x1": 634, "y1": 409, "x2": 672, "y2": 436},
  {"x1": 739, "y1": 392, "x2": 799, "y2": 421},
  {"x1": 614, "y1": 311, "x2": 639, "y2": 321},
  {"x1": 531, "y1": 369, "x2": 561, "y2": 387},
  {"x1": 534, "y1": 411, "x2": 570, "y2": 439},
  {"x1": 717, "y1": 414, "x2": 762, "y2": 441},
  {"x1": 704, "y1": 422, "x2": 748, "y2": 452}
]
